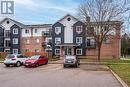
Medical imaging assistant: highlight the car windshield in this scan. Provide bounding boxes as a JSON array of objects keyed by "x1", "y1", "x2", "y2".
[
  {"x1": 30, "y1": 55, "x2": 40, "y2": 59},
  {"x1": 65, "y1": 56, "x2": 76, "y2": 59},
  {"x1": 6, "y1": 54, "x2": 15, "y2": 59}
]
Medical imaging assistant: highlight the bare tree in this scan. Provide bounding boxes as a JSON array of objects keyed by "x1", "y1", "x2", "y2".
[{"x1": 78, "y1": 0, "x2": 130, "y2": 61}]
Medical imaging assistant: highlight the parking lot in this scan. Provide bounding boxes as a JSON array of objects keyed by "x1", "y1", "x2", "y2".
[{"x1": 0, "y1": 64, "x2": 122, "y2": 87}]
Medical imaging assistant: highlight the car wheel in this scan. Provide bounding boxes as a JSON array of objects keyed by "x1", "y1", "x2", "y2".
[
  {"x1": 75, "y1": 63, "x2": 79, "y2": 68},
  {"x1": 45, "y1": 61, "x2": 48, "y2": 65},
  {"x1": 35, "y1": 63, "x2": 39, "y2": 67},
  {"x1": 5, "y1": 64, "x2": 10, "y2": 67},
  {"x1": 64, "y1": 65, "x2": 67, "y2": 68},
  {"x1": 16, "y1": 62, "x2": 21, "y2": 67}
]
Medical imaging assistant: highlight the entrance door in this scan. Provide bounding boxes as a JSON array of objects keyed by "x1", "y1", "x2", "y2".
[{"x1": 66, "y1": 47, "x2": 72, "y2": 55}]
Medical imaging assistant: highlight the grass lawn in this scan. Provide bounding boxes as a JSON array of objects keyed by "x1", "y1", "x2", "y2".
[
  {"x1": 0, "y1": 58, "x2": 5, "y2": 61},
  {"x1": 80, "y1": 59, "x2": 130, "y2": 64},
  {"x1": 81, "y1": 58, "x2": 130, "y2": 86},
  {"x1": 108, "y1": 64, "x2": 130, "y2": 86}
]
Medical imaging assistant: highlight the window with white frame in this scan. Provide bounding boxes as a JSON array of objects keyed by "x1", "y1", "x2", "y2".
[
  {"x1": 13, "y1": 38, "x2": 18, "y2": 44},
  {"x1": 55, "y1": 27, "x2": 61, "y2": 34},
  {"x1": 55, "y1": 49, "x2": 61, "y2": 55},
  {"x1": 55, "y1": 37, "x2": 61, "y2": 44},
  {"x1": 13, "y1": 49, "x2": 18, "y2": 54},
  {"x1": 76, "y1": 37, "x2": 82, "y2": 44},
  {"x1": 76, "y1": 26, "x2": 82, "y2": 34},
  {"x1": 76, "y1": 49, "x2": 82, "y2": 55},
  {"x1": 13, "y1": 28, "x2": 18, "y2": 34}
]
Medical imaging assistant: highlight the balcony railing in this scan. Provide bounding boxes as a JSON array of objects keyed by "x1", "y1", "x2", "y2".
[
  {"x1": 42, "y1": 31, "x2": 52, "y2": 37},
  {"x1": 86, "y1": 43, "x2": 96, "y2": 48},
  {"x1": 4, "y1": 31, "x2": 11, "y2": 38}
]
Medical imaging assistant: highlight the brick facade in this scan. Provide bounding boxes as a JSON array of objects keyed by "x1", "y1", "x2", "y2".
[{"x1": 21, "y1": 36, "x2": 45, "y2": 53}]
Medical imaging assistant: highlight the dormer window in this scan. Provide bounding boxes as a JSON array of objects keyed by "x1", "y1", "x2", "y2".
[
  {"x1": 55, "y1": 27, "x2": 61, "y2": 35},
  {"x1": 76, "y1": 26, "x2": 82, "y2": 34}
]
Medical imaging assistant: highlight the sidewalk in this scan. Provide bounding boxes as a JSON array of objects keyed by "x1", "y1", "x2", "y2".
[{"x1": 48, "y1": 59, "x2": 130, "y2": 65}]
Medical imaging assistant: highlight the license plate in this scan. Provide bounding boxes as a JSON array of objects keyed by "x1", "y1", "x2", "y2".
[
  {"x1": 68, "y1": 61, "x2": 72, "y2": 63},
  {"x1": 25, "y1": 64, "x2": 29, "y2": 65}
]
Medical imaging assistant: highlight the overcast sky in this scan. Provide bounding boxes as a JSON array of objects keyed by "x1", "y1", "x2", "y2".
[{"x1": 0, "y1": 0, "x2": 82, "y2": 24}]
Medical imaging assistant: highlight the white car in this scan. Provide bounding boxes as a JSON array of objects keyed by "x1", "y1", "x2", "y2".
[
  {"x1": 63, "y1": 55, "x2": 80, "y2": 68},
  {"x1": 4, "y1": 54, "x2": 28, "y2": 67}
]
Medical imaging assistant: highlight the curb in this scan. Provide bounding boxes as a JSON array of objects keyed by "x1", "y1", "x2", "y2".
[
  {"x1": 0, "y1": 61, "x2": 3, "y2": 63},
  {"x1": 110, "y1": 68, "x2": 128, "y2": 87}
]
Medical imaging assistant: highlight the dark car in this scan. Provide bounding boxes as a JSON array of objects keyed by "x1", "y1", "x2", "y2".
[
  {"x1": 24, "y1": 55, "x2": 48, "y2": 67},
  {"x1": 63, "y1": 55, "x2": 80, "y2": 68}
]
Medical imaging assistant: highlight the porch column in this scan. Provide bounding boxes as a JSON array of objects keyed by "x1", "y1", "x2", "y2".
[
  {"x1": 60, "y1": 46, "x2": 64, "y2": 56},
  {"x1": 72, "y1": 47, "x2": 74, "y2": 55}
]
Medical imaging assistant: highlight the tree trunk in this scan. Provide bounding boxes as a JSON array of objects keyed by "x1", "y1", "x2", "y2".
[{"x1": 97, "y1": 45, "x2": 101, "y2": 62}]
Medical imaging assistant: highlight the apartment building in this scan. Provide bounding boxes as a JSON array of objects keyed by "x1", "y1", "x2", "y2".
[
  {"x1": 0, "y1": 18, "x2": 25, "y2": 54},
  {"x1": 21, "y1": 24, "x2": 52, "y2": 53},
  {"x1": 0, "y1": 14, "x2": 122, "y2": 59},
  {"x1": 52, "y1": 14, "x2": 122, "y2": 59},
  {"x1": 0, "y1": 18, "x2": 52, "y2": 54}
]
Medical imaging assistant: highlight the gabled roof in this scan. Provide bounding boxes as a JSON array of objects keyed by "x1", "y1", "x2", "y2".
[
  {"x1": 53, "y1": 14, "x2": 81, "y2": 24},
  {"x1": 0, "y1": 17, "x2": 25, "y2": 28}
]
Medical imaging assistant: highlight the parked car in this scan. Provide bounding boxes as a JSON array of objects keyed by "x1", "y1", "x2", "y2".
[
  {"x1": 24, "y1": 55, "x2": 48, "y2": 67},
  {"x1": 4, "y1": 54, "x2": 28, "y2": 67},
  {"x1": 63, "y1": 55, "x2": 80, "y2": 68}
]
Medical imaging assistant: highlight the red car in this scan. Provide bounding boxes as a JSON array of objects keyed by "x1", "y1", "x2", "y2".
[{"x1": 24, "y1": 55, "x2": 48, "y2": 67}]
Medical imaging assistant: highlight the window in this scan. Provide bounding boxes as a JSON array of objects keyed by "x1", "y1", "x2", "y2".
[
  {"x1": 25, "y1": 49, "x2": 29, "y2": 52},
  {"x1": 55, "y1": 49, "x2": 61, "y2": 55},
  {"x1": 76, "y1": 26, "x2": 82, "y2": 33},
  {"x1": 7, "y1": 21, "x2": 10, "y2": 24},
  {"x1": 67, "y1": 18, "x2": 71, "y2": 21},
  {"x1": 76, "y1": 49, "x2": 82, "y2": 55},
  {"x1": 13, "y1": 49, "x2": 18, "y2": 54},
  {"x1": 25, "y1": 29, "x2": 29, "y2": 34},
  {"x1": 76, "y1": 37, "x2": 82, "y2": 44},
  {"x1": 5, "y1": 40, "x2": 11, "y2": 47},
  {"x1": 55, "y1": 37, "x2": 61, "y2": 44},
  {"x1": 5, "y1": 30, "x2": 10, "y2": 38},
  {"x1": 55, "y1": 27, "x2": 61, "y2": 34},
  {"x1": 13, "y1": 28, "x2": 18, "y2": 34},
  {"x1": 35, "y1": 49, "x2": 39, "y2": 52},
  {"x1": 36, "y1": 38, "x2": 39, "y2": 43},
  {"x1": 26, "y1": 39, "x2": 30, "y2": 44},
  {"x1": 13, "y1": 38, "x2": 18, "y2": 44},
  {"x1": 34, "y1": 29, "x2": 37, "y2": 33}
]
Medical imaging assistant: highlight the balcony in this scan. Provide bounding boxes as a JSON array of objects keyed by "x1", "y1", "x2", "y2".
[
  {"x1": 42, "y1": 31, "x2": 52, "y2": 37},
  {"x1": 86, "y1": 43, "x2": 96, "y2": 48},
  {"x1": 4, "y1": 31, "x2": 11, "y2": 38}
]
